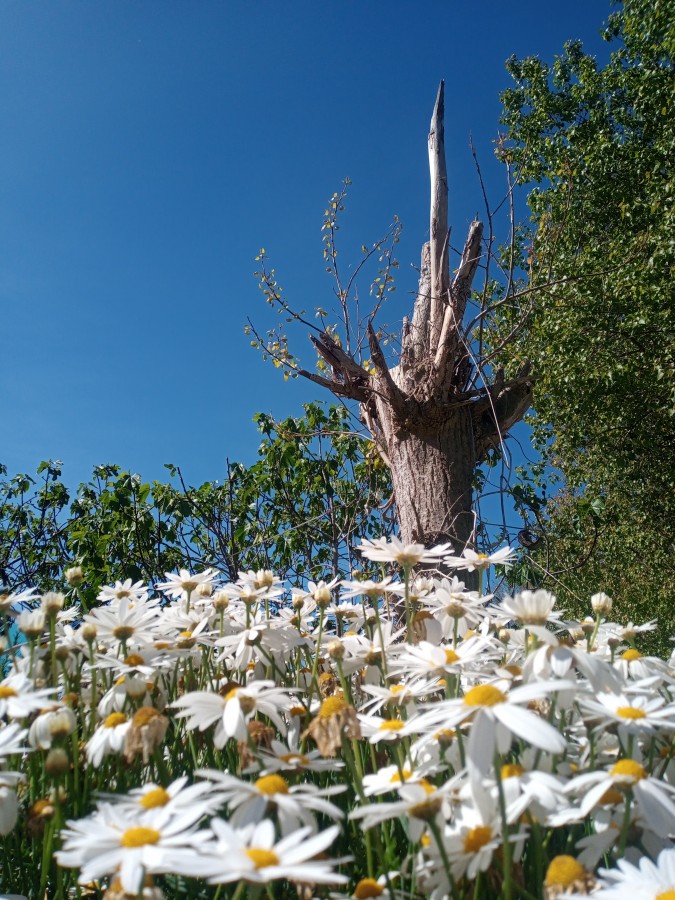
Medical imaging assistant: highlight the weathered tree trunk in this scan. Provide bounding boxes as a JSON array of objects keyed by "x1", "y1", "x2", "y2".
[{"x1": 304, "y1": 82, "x2": 533, "y2": 554}]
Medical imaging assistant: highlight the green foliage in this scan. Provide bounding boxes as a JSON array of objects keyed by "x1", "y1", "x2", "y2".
[
  {"x1": 493, "y1": 0, "x2": 675, "y2": 639},
  {"x1": 0, "y1": 404, "x2": 393, "y2": 602}
]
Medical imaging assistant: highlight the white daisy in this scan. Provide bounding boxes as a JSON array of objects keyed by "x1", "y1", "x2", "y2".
[
  {"x1": 589, "y1": 846, "x2": 675, "y2": 899},
  {"x1": 445, "y1": 545, "x2": 516, "y2": 572},
  {"x1": 55, "y1": 803, "x2": 211, "y2": 893},
  {"x1": 181, "y1": 819, "x2": 347, "y2": 885},
  {"x1": 358, "y1": 536, "x2": 451, "y2": 567}
]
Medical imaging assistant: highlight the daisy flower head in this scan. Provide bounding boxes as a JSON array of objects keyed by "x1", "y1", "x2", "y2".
[
  {"x1": 566, "y1": 757, "x2": 675, "y2": 838},
  {"x1": 55, "y1": 802, "x2": 211, "y2": 893},
  {"x1": 155, "y1": 568, "x2": 217, "y2": 602},
  {"x1": 445, "y1": 545, "x2": 516, "y2": 573},
  {"x1": 590, "y1": 846, "x2": 675, "y2": 899},
  {"x1": 100, "y1": 776, "x2": 224, "y2": 824},
  {"x1": 497, "y1": 589, "x2": 562, "y2": 627},
  {"x1": 83, "y1": 596, "x2": 161, "y2": 650},
  {"x1": 578, "y1": 690, "x2": 675, "y2": 737},
  {"x1": 172, "y1": 681, "x2": 293, "y2": 746},
  {"x1": 186, "y1": 819, "x2": 347, "y2": 886},
  {"x1": 358, "y1": 536, "x2": 451, "y2": 568},
  {"x1": 0, "y1": 672, "x2": 56, "y2": 721},
  {"x1": 86, "y1": 712, "x2": 131, "y2": 768},
  {"x1": 415, "y1": 678, "x2": 570, "y2": 774},
  {"x1": 195, "y1": 769, "x2": 344, "y2": 835},
  {"x1": 97, "y1": 579, "x2": 149, "y2": 606}
]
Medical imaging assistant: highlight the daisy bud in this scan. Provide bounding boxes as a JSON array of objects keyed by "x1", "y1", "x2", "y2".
[
  {"x1": 591, "y1": 592, "x2": 613, "y2": 615},
  {"x1": 253, "y1": 569, "x2": 276, "y2": 589},
  {"x1": 580, "y1": 617, "x2": 595, "y2": 635},
  {"x1": 498, "y1": 628, "x2": 511, "y2": 644},
  {"x1": 313, "y1": 582, "x2": 333, "y2": 607},
  {"x1": 125, "y1": 676, "x2": 149, "y2": 700},
  {"x1": 41, "y1": 592, "x2": 65, "y2": 616},
  {"x1": 195, "y1": 582, "x2": 213, "y2": 599},
  {"x1": 65, "y1": 566, "x2": 84, "y2": 587},
  {"x1": 54, "y1": 645, "x2": 70, "y2": 662},
  {"x1": 18, "y1": 610, "x2": 46, "y2": 639},
  {"x1": 81, "y1": 623, "x2": 97, "y2": 643},
  {"x1": 292, "y1": 595, "x2": 305, "y2": 611},
  {"x1": 45, "y1": 747, "x2": 70, "y2": 778},
  {"x1": 0, "y1": 783, "x2": 19, "y2": 836},
  {"x1": 212, "y1": 589, "x2": 230, "y2": 610},
  {"x1": 327, "y1": 639, "x2": 344, "y2": 660}
]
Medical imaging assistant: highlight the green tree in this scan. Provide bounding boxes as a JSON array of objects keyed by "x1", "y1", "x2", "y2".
[
  {"x1": 0, "y1": 403, "x2": 392, "y2": 606},
  {"x1": 492, "y1": 0, "x2": 675, "y2": 636}
]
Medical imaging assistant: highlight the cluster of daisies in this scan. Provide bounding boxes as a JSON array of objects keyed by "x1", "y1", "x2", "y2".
[{"x1": 0, "y1": 536, "x2": 673, "y2": 899}]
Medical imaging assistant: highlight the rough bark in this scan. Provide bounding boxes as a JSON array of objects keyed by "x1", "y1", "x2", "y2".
[{"x1": 304, "y1": 81, "x2": 533, "y2": 554}]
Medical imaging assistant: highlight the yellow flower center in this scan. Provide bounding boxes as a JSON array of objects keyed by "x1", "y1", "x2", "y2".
[
  {"x1": 621, "y1": 649, "x2": 642, "y2": 661},
  {"x1": 408, "y1": 797, "x2": 442, "y2": 821},
  {"x1": 104, "y1": 712, "x2": 128, "y2": 728},
  {"x1": 656, "y1": 893, "x2": 675, "y2": 900},
  {"x1": 504, "y1": 664, "x2": 522, "y2": 676},
  {"x1": 139, "y1": 787, "x2": 171, "y2": 809},
  {"x1": 131, "y1": 707, "x2": 162, "y2": 728},
  {"x1": 599, "y1": 787, "x2": 624, "y2": 805},
  {"x1": 445, "y1": 649, "x2": 460, "y2": 664},
  {"x1": 616, "y1": 706, "x2": 646, "y2": 719},
  {"x1": 501, "y1": 763, "x2": 525, "y2": 779},
  {"x1": 378, "y1": 719, "x2": 404, "y2": 732},
  {"x1": 390, "y1": 768, "x2": 412, "y2": 783},
  {"x1": 124, "y1": 654, "x2": 145, "y2": 666},
  {"x1": 245, "y1": 848, "x2": 279, "y2": 869},
  {"x1": 390, "y1": 684, "x2": 405, "y2": 695},
  {"x1": 280, "y1": 753, "x2": 310, "y2": 767},
  {"x1": 463, "y1": 825, "x2": 493, "y2": 854},
  {"x1": 0, "y1": 686, "x2": 18, "y2": 698},
  {"x1": 255, "y1": 774, "x2": 289, "y2": 795},
  {"x1": 318, "y1": 695, "x2": 347, "y2": 718},
  {"x1": 354, "y1": 878, "x2": 385, "y2": 898},
  {"x1": 610, "y1": 759, "x2": 646, "y2": 782},
  {"x1": 120, "y1": 827, "x2": 161, "y2": 848},
  {"x1": 463, "y1": 684, "x2": 507, "y2": 707},
  {"x1": 112, "y1": 625, "x2": 135, "y2": 640},
  {"x1": 544, "y1": 855, "x2": 586, "y2": 887}
]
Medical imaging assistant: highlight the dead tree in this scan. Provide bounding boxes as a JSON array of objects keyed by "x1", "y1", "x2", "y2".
[{"x1": 253, "y1": 82, "x2": 533, "y2": 555}]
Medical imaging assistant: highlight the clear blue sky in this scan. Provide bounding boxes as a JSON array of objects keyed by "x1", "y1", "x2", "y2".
[{"x1": 1, "y1": 1, "x2": 611, "y2": 492}]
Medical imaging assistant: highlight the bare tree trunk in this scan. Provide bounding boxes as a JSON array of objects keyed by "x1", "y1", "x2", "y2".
[{"x1": 287, "y1": 81, "x2": 534, "y2": 553}]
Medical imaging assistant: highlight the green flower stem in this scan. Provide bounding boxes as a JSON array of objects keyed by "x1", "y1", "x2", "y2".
[{"x1": 494, "y1": 757, "x2": 513, "y2": 900}]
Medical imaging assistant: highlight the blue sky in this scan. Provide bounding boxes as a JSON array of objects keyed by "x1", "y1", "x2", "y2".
[{"x1": 1, "y1": 1, "x2": 611, "y2": 494}]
